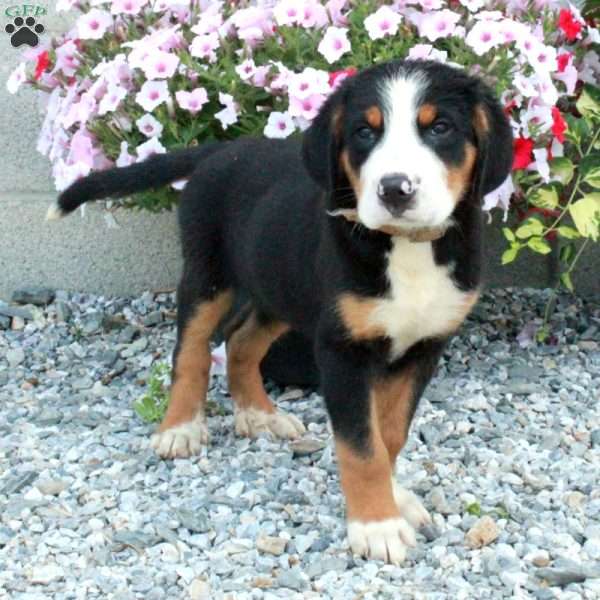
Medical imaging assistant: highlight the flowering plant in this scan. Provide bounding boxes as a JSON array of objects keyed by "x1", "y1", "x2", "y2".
[{"x1": 6, "y1": 0, "x2": 600, "y2": 290}]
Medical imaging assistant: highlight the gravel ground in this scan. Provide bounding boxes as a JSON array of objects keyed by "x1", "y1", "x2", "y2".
[{"x1": 0, "y1": 287, "x2": 599, "y2": 600}]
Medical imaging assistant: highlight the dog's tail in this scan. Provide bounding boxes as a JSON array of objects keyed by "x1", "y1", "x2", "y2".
[{"x1": 46, "y1": 143, "x2": 220, "y2": 220}]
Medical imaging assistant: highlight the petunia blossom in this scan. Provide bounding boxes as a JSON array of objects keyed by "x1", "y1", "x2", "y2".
[
  {"x1": 418, "y1": 9, "x2": 461, "y2": 42},
  {"x1": 175, "y1": 88, "x2": 209, "y2": 114},
  {"x1": 116, "y1": 141, "x2": 136, "y2": 167},
  {"x1": 141, "y1": 49, "x2": 180, "y2": 80},
  {"x1": 465, "y1": 20, "x2": 503, "y2": 56},
  {"x1": 111, "y1": 0, "x2": 149, "y2": 15},
  {"x1": 136, "y1": 80, "x2": 169, "y2": 112},
  {"x1": 6, "y1": 63, "x2": 27, "y2": 94},
  {"x1": 190, "y1": 33, "x2": 220, "y2": 63},
  {"x1": 77, "y1": 9, "x2": 113, "y2": 40},
  {"x1": 136, "y1": 113, "x2": 164, "y2": 138},
  {"x1": 288, "y1": 93, "x2": 326, "y2": 120},
  {"x1": 215, "y1": 93, "x2": 239, "y2": 129},
  {"x1": 98, "y1": 83, "x2": 128, "y2": 115},
  {"x1": 264, "y1": 111, "x2": 296, "y2": 139},
  {"x1": 318, "y1": 27, "x2": 351, "y2": 64},
  {"x1": 364, "y1": 6, "x2": 401, "y2": 41},
  {"x1": 288, "y1": 67, "x2": 330, "y2": 100},
  {"x1": 137, "y1": 137, "x2": 166, "y2": 162}
]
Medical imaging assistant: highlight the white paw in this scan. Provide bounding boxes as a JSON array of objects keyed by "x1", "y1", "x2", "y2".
[
  {"x1": 391, "y1": 480, "x2": 432, "y2": 529},
  {"x1": 234, "y1": 407, "x2": 306, "y2": 439},
  {"x1": 347, "y1": 517, "x2": 416, "y2": 565},
  {"x1": 150, "y1": 414, "x2": 209, "y2": 458}
]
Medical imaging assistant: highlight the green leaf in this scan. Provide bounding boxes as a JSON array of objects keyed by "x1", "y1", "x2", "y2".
[
  {"x1": 502, "y1": 245, "x2": 520, "y2": 264},
  {"x1": 556, "y1": 226, "x2": 580, "y2": 240},
  {"x1": 580, "y1": 154, "x2": 600, "y2": 189},
  {"x1": 502, "y1": 227, "x2": 516, "y2": 242},
  {"x1": 527, "y1": 236, "x2": 552, "y2": 254},
  {"x1": 529, "y1": 186, "x2": 560, "y2": 210},
  {"x1": 560, "y1": 272, "x2": 574, "y2": 292},
  {"x1": 466, "y1": 502, "x2": 482, "y2": 517},
  {"x1": 559, "y1": 243, "x2": 575, "y2": 263},
  {"x1": 549, "y1": 157, "x2": 574, "y2": 186},
  {"x1": 515, "y1": 218, "x2": 545, "y2": 239},
  {"x1": 576, "y1": 84, "x2": 600, "y2": 120},
  {"x1": 569, "y1": 193, "x2": 600, "y2": 241},
  {"x1": 564, "y1": 113, "x2": 589, "y2": 146}
]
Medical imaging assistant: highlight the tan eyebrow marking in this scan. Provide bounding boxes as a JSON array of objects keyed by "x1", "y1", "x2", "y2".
[
  {"x1": 417, "y1": 103, "x2": 437, "y2": 127},
  {"x1": 365, "y1": 106, "x2": 383, "y2": 129}
]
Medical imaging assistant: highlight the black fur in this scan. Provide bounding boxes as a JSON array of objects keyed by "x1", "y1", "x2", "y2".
[{"x1": 56, "y1": 60, "x2": 512, "y2": 457}]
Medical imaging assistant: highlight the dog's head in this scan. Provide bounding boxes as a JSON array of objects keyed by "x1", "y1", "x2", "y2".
[{"x1": 303, "y1": 60, "x2": 513, "y2": 233}]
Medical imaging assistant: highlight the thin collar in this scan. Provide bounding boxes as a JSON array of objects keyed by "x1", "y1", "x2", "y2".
[{"x1": 326, "y1": 209, "x2": 453, "y2": 243}]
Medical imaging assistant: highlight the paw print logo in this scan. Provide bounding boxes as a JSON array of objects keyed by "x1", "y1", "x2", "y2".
[{"x1": 5, "y1": 16, "x2": 45, "y2": 48}]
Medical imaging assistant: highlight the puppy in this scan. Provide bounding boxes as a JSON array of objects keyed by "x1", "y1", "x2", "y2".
[{"x1": 49, "y1": 59, "x2": 513, "y2": 564}]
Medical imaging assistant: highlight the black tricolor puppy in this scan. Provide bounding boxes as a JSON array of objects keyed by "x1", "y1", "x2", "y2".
[{"x1": 49, "y1": 60, "x2": 512, "y2": 565}]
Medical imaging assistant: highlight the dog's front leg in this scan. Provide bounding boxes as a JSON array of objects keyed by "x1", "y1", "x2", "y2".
[{"x1": 316, "y1": 338, "x2": 417, "y2": 565}]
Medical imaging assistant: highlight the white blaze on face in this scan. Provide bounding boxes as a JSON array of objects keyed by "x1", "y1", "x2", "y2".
[{"x1": 357, "y1": 73, "x2": 456, "y2": 231}]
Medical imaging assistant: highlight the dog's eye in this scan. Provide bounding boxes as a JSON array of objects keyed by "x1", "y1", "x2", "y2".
[
  {"x1": 355, "y1": 126, "x2": 376, "y2": 142},
  {"x1": 430, "y1": 120, "x2": 452, "y2": 136}
]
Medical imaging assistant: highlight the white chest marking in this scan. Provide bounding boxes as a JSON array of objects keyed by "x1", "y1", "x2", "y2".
[{"x1": 369, "y1": 238, "x2": 478, "y2": 358}]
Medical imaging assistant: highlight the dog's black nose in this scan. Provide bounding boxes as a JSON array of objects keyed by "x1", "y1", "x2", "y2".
[{"x1": 378, "y1": 174, "x2": 417, "y2": 214}]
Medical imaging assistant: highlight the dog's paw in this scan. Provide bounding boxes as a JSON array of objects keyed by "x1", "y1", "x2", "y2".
[
  {"x1": 391, "y1": 480, "x2": 432, "y2": 529},
  {"x1": 234, "y1": 407, "x2": 306, "y2": 439},
  {"x1": 347, "y1": 517, "x2": 416, "y2": 565},
  {"x1": 150, "y1": 414, "x2": 209, "y2": 458}
]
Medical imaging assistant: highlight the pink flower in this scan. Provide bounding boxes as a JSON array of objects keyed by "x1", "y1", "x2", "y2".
[
  {"x1": 326, "y1": 0, "x2": 348, "y2": 26},
  {"x1": 6, "y1": 63, "x2": 26, "y2": 94},
  {"x1": 141, "y1": 50, "x2": 180, "y2": 80},
  {"x1": 98, "y1": 83, "x2": 128, "y2": 115},
  {"x1": 69, "y1": 128, "x2": 95, "y2": 169},
  {"x1": 77, "y1": 9, "x2": 113, "y2": 40},
  {"x1": 251, "y1": 65, "x2": 271, "y2": 87},
  {"x1": 329, "y1": 66, "x2": 357, "y2": 89},
  {"x1": 274, "y1": 0, "x2": 304, "y2": 26},
  {"x1": 318, "y1": 27, "x2": 351, "y2": 64},
  {"x1": 407, "y1": 43, "x2": 448, "y2": 62},
  {"x1": 53, "y1": 160, "x2": 91, "y2": 192},
  {"x1": 236, "y1": 59, "x2": 258, "y2": 82},
  {"x1": 116, "y1": 141, "x2": 136, "y2": 167},
  {"x1": 62, "y1": 93, "x2": 97, "y2": 128},
  {"x1": 215, "y1": 93, "x2": 239, "y2": 129},
  {"x1": 230, "y1": 7, "x2": 274, "y2": 44},
  {"x1": 418, "y1": 10, "x2": 461, "y2": 42},
  {"x1": 288, "y1": 67, "x2": 330, "y2": 100},
  {"x1": 288, "y1": 93, "x2": 326, "y2": 121},
  {"x1": 136, "y1": 80, "x2": 169, "y2": 112},
  {"x1": 136, "y1": 114, "x2": 163, "y2": 138},
  {"x1": 54, "y1": 40, "x2": 81, "y2": 77},
  {"x1": 137, "y1": 137, "x2": 166, "y2": 162},
  {"x1": 175, "y1": 88, "x2": 209, "y2": 114},
  {"x1": 414, "y1": 0, "x2": 444, "y2": 10},
  {"x1": 111, "y1": 0, "x2": 149, "y2": 15},
  {"x1": 482, "y1": 175, "x2": 514, "y2": 214},
  {"x1": 190, "y1": 33, "x2": 220, "y2": 63},
  {"x1": 264, "y1": 111, "x2": 295, "y2": 139},
  {"x1": 459, "y1": 0, "x2": 485, "y2": 10},
  {"x1": 553, "y1": 64, "x2": 578, "y2": 94},
  {"x1": 191, "y1": 8, "x2": 223, "y2": 35},
  {"x1": 299, "y1": 1, "x2": 329, "y2": 28},
  {"x1": 465, "y1": 20, "x2": 503, "y2": 56},
  {"x1": 364, "y1": 6, "x2": 401, "y2": 41},
  {"x1": 526, "y1": 42, "x2": 558, "y2": 75}
]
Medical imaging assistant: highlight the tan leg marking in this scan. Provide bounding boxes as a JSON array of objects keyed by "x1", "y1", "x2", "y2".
[
  {"x1": 151, "y1": 290, "x2": 233, "y2": 458},
  {"x1": 372, "y1": 367, "x2": 416, "y2": 465},
  {"x1": 227, "y1": 313, "x2": 305, "y2": 439},
  {"x1": 447, "y1": 143, "x2": 477, "y2": 202},
  {"x1": 337, "y1": 401, "x2": 417, "y2": 564}
]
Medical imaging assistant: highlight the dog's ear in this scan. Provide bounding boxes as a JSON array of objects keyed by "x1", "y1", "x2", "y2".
[
  {"x1": 470, "y1": 84, "x2": 513, "y2": 200},
  {"x1": 302, "y1": 89, "x2": 345, "y2": 191}
]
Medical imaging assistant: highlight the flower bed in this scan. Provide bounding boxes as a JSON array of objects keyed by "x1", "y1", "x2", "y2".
[{"x1": 7, "y1": 0, "x2": 600, "y2": 303}]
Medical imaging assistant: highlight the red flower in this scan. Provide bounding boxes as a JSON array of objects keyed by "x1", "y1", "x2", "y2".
[
  {"x1": 34, "y1": 50, "x2": 51, "y2": 81},
  {"x1": 558, "y1": 9, "x2": 582, "y2": 42},
  {"x1": 557, "y1": 52, "x2": 572, "y2": 73},
  {"x1": 503, "y1": 99, "x2": 517, "y2": 116},
  {"x1": 512, "y1": 137, "x2": 534, "y2": 170},
  {"x1": 551, "y1": 107, "x2": 567, "y2": 143},
  {"x1": 329, "y1": 67, "x2": 357, "y2": 88}
]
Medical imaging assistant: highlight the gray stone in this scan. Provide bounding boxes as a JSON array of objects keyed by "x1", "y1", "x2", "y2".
[
  {"x1": 12, "y1": 287, "x2": 55, "y2": 306},
  {"x1": 591, "y1": 430, "x2": 600, "y2": 448},
  {"x1": 1, "y1": 471, "x2": 37, "y2": 494},
  {"x1": 118, "y1": 326, "x2": 140, "y2": 344},
  {"x1": 112, "y1": 531, "x2": 161, "y2": 551},
  {"x1": 276, "y1": 568, "x2": 307, "y2": 592},
  {"x1": 175, "y1": 509, "x2": 210, "y2": 534},
  {"x1": 0, "y1": 302, "x2": 33, "y2": 320},
  {"x1": 306, "y1": 557, "x2": 347, "y2": 579},
  {"x1": 143, "y1": 311, "x2": 163, "y2": 327},
  {"x1": 290, "y1": 438, "x2": 326, "y2": 457},
  {"x1": 55, "y1": 301, "x2": 72, "y2": 323},
  {"x1": 0, "y1": 315, "x2": 10, "y2": 329},
  {"x1": 36, "y1": 478, "x2": 69, "y2": 496},
  {"x1": 506, "y1": 382, "x2": 539, "y2": 395},
  {"x1": 535, "y1": 567, "x2": 589, "y2": 587},
  {"x1": 6, "y1": 348, "x2": 25, "y2": 367}
]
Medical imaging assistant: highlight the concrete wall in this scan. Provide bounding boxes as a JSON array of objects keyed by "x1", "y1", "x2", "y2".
[{"x1": 0, "y1": 4, "x2": 596, "y2": 302}]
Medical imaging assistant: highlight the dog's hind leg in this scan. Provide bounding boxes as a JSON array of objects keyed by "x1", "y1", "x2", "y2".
[
  {"x1": 151, "y1": 281, "x2": 233, "y2": 458},
  {"x1": 226, "y1": 311, "x2": 305, "y2": 439}
]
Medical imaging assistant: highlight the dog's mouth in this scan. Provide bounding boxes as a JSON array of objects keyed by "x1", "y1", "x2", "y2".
[{"x1": 327, "y1": 208, "x2": 452, "y2": 242}]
